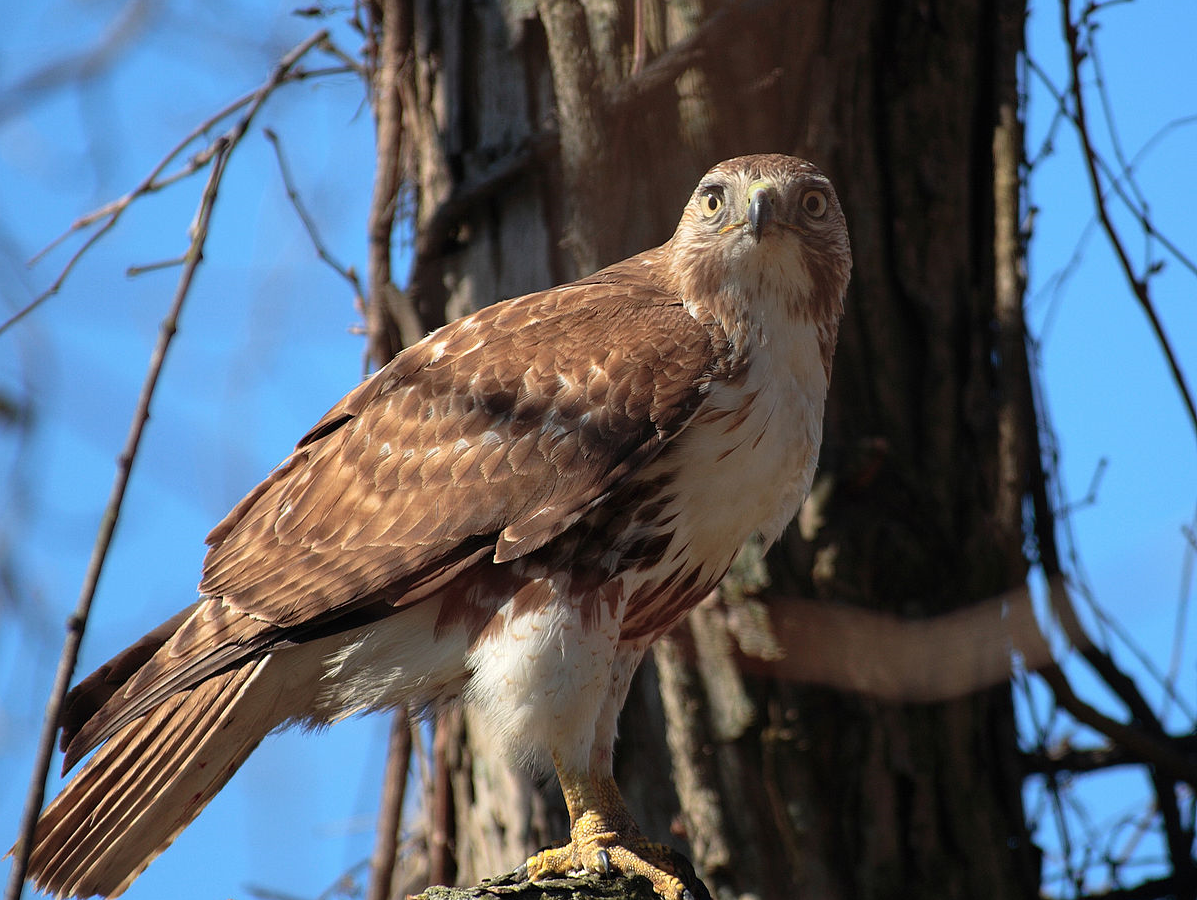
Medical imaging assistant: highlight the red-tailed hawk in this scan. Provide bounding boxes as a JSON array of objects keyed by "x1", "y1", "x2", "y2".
[{"x1": 19, "y1": 154, "x2": 851, "y2": 900}]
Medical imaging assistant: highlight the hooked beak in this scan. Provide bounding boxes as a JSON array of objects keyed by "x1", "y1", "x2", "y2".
[{"x1": 747, "y1": 183, "x2": 773, "y2": 242}]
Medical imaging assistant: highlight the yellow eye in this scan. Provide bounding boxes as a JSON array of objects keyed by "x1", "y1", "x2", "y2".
[
  {"x1": 802, "y1": 190, "x2": 828, "y2": 218},
  {"x1": 699, "y1": 187, "x2": 723, "y2": 218}
]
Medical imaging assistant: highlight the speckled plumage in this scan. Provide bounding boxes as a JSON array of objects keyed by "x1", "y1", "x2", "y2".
[{"x1": 21, "y1": 154, "x2": 851, "y2": 900}]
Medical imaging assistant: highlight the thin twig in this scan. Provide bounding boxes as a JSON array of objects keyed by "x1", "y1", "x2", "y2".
[
  {"x1": 264, "y1": 126, "x2": 366, "y2": 300},
  {"x1": 127, "y1": 255, "x2": 188, "y2": 277},
  {"x1": 1061, "y1": 0, "x2": 1197, "y2": 443},
  {"x1": 1161, "y1": 503, "x2": 1197, "y2": 726},
  {"x1": 1088, "y1": 38, "x2": 1149, "y2": 224},
  {"x1": 1, "y1": 214, "x2": 121, "y2": 335},
  {"x1": 0, "y1": 31, "x2": 341, "y2": 339},
  {"x1": 313, "y1": 37, "x2": 366, "y2": 77},
  {"x1": 4, "y1": 137, "x2": 234, "y2": 900},
  {"x1": 1056, "y1": 457, "x2": 1107, "y2": 516},
  {"x1": 1025, "y1": 55, "x2": 1197, "y2": 280},
  {"x1": 1073, "y1": 575, "x2": 1196, "y2": 721}
]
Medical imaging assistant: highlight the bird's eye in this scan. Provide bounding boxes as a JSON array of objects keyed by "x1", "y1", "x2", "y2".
[
  {"x1": 699, "y1": 187, "x2": 724, "y2": 218},
  {"x1": 802, "y1": 190, "x2": 829, "y2": 218}
]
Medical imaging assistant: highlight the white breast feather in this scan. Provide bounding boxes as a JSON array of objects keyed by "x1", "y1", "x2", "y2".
[
  {"x1": 464, "y1": 571, "x2": 626, "y2": 773},
  {"x1": 659, "y1": 317, "x2": 826, "y2": 581}
]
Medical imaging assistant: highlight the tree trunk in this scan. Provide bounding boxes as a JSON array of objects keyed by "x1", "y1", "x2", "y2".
[{"x1": 369, "y1": 1, "x2": 1041, "y2": 897}]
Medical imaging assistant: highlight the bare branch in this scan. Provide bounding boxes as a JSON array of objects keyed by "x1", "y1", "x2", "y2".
[
  {"x1": 1061, "y1": 0, "x2": 1197, "y2": 443},
  {"x1": 1074, "y1": 872, "x2": 1197, "y2": 900},
  {"x1": 1058, "y1": 457, "x2": 1107, "y2": 517},
  {"x1": 1025, "y1": 57, "x2": 1197, "y2": 281},
  {"x1": 126, "y1": 255, "x2": 188, "y2": 277},
  {"x1": 264, "y1": 126, "x2": 366, "y2": 303},
  {"x1": 367, "y1": 709, "x2": 412, "y2": 900},
  {"x1": 428, "y1": 708, "x2": 459, "y2": 887},
  {"x1": 1034, "y1": 12, "x2": 1197, "y2": 870},
  {"x1": 364, "y1": 0, "x2": 422, "y2": 365},
  {"x1": 1162, "y1": 503, "x2": 1197, "y2": 725},
  {"x1": 246, "y1": 859, "x2": 371, "y2": 900},
  {"x1": 1030, "y1": 658, "x2": 1197, "y2": 789},
  {"x1": 3, "y1": 31, "x2": 363, "y2": 900},
  {"x1": 0, "y1": 30, "x2": 342, "y2": 338},
  {"x1": 5, "y1": 136, "x2": 235, "y2": 900},
  {"x1": 1024, "y1": 733, "x2": 1197, "y2": 776},
  {"x1": 1025, "y1": 288, "x2": 1197, "y2": 892}
]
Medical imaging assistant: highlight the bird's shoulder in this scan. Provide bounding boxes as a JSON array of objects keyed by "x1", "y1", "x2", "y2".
[{"x1": 294, "y1": 252, "x2": 732, "y2": 453}]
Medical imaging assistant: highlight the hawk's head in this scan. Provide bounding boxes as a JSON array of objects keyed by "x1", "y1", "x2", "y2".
[{"x1": 667, "y1": 154, "x2": 851, "y2": 341}]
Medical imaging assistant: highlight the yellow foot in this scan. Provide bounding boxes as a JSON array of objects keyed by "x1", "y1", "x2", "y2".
[{"x1": 524, "y1": 828, "x2": 692, "y2": 900}]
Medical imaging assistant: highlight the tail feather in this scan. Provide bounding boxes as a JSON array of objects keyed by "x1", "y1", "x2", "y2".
[{"x1": 24, "y1": 657, "x2": 285, "y2": 898}]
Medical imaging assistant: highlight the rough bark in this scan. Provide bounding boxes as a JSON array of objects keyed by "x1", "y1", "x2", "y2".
[{"x1": 368, "y1": 1, "x2": 1041, "y2": 898}]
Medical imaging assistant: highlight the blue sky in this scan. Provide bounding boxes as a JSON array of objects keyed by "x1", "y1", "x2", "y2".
[{"x1": 1, "y1": 2, "x2": 1194, "y2": 898}]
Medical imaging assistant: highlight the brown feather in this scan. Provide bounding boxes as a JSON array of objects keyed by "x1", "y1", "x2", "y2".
[
  {"x1": 199, "y1": 288, "x2": 727, "y2": 625},
  {"x1": 30, "y1": 659, "x2": 284, "y2": 898}
]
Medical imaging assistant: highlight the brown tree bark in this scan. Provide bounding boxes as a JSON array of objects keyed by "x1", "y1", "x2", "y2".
[{"x1": 365, "y1": 1, "x2": 1041, "y2": 898}]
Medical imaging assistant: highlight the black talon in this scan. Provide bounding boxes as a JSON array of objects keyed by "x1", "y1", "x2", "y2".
[{"x1": 595, "y1": 848, "x2": 611, "y2": 876}]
